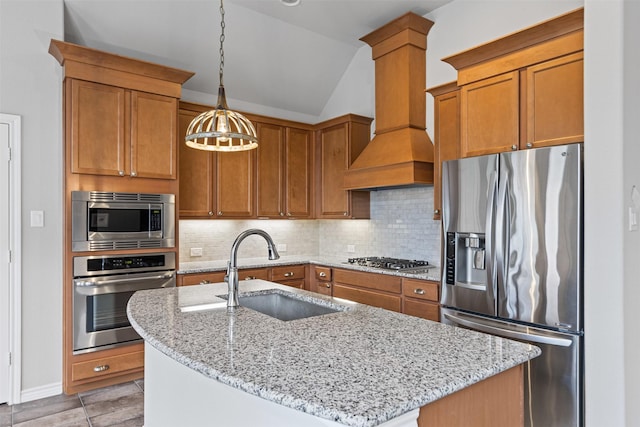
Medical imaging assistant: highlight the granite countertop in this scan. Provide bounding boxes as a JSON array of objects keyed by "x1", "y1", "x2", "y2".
[
  {"x1": 178, "y1": 255, "x2": 442, "y2": 282},
  {"x1": 128, "y1": 280, "x2": 540, "y2": 427}
]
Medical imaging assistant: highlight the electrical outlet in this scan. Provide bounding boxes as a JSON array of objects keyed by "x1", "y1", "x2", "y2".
[
  {"x1": 190, "y1": 247, "x2": 203, "y2": 257},
  {"x1": 347, "y1": 245, "x2": 356, "y2": 253},
  {"x1": 277, "y1": 244, "x2": 287, "y2": 252}
]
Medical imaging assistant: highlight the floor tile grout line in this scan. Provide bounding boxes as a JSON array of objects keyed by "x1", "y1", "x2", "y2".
[{"x1": 79, "y1": 393, "x2": 93, "y2": 427}]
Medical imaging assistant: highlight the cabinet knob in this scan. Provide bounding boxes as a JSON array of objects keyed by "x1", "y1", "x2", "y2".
[
  {"x1": 208, "y1": 211, "x2": 214, "y2": 216},
  {"x1": 280, "y1": 212, "x2": 284, "y2": 216},
  {"x1": 287, "y1": 212, "x2": 291, "y2": 217},
  {"x1": 130, "y1": 171, "x2": 137, "y2": 177},
  {"x1": 323, "y1": 283, "x2": 331, "y2": 288},
  {"x1": 319, "y1": 272, "x2": 327, "y2": 278},
  {"x1": 217, "y1": 211, "x2": 223, "y2": 216},
  {"x1": 244, "y1": 276, "x2": 256, "y2": 280},
  {"x1": 200, "y1": 280, "x2": 211, "y2": 284},
  {"x1": 434, "y1": 209, "x2": 440, "y2": 215},
  {"x1": 526, "y1": 142, "x2": 533, "y2": 148},
  {"x1": 511, "y1": 145, "x2": 518, "y2": 151},
  {"x1": 93, "y1": 364, "x2": 110, "y2": 372},
  {"x1": 413, "y1": 288, "x2": 426, "y2": 295},
  {"x1": 284, "y1": 272, "x2": 294, "y2": 278},
  {"x1": 343, "y1": 212, "x2": 348, "y2": 216},
  {"x1": 118, "y1": 170, "x2": 125, "y2": 176}
]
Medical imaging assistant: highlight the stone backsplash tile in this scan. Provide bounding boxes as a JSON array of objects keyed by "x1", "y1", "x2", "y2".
[{"x1": 179, "y1": 187, "x2": 441, "y2": 265}]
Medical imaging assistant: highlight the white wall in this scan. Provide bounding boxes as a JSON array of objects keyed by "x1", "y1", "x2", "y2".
[
  {"x1": 0, "y1": 0, "x2": 64, "y2": 398},
  {"x1": 622, "y1": 1, "x2": 640, "y2": 422}
]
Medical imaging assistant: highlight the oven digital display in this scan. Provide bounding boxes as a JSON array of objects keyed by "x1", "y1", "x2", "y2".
[{"x1": 86, "y1": 255, "x2": 166, "y2": 272}]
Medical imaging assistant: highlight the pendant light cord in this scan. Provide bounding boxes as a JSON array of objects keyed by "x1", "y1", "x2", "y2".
[{"x1": 219, "y1": 0, "x2": 225, "y2": 87}]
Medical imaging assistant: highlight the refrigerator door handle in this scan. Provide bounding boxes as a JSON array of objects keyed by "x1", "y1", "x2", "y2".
[
  {"x1": 443, "y1": 312, "x2": 573, "y2": 347},
  {"x1": 495, "y1": 164, "x2": 509, "y2": 309},
  {"x1": 485, "y1": 168, "x2": 498, "y2": 308}
]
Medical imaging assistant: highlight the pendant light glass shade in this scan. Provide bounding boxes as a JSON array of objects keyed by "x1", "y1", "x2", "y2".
[{"x1": 185, "y1": 0, "x2": 258, "y2": 152}]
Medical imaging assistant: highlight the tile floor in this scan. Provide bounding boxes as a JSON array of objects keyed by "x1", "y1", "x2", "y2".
[{"x1": 0, "y1": 380, "x2": 144, "y2": 427}]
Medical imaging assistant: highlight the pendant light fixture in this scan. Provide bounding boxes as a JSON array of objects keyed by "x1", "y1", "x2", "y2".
[{"x1": 185, "y1": 0, "x2": 258, "y2": 152}]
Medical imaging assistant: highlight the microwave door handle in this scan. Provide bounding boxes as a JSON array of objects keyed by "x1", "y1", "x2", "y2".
[{"x1": 443, "y1": 312, "x2": 572, "y2": 347}]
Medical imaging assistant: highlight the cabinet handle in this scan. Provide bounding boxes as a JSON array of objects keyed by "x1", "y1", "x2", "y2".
[
  {"x1": 244, "y1": 276, "x2": 256, "y2": 280},
  {"x1": 323, "y1": 283, "x2": 331, "y2": 288},
  {"x1": 319, "y1": 272, "x2": 327, "y2": 278},
  {"x1": 93, "y1": 364, "x2": 110, "y2": 372},
  {"x1": 413, "y1": 288, "x2": 426, "y2": 295},
  {"x1": 131, "y1": 171, "x2": 137, "y2": 177},
  {"x1": 208, "y1": 211, "x2": 214, "y2": 216},
  {"x1": 200, "y1": 280, "x2": 211, "y2": 284},
  {"x1": 511, "y1": 145, "x2": 517, "y2": 151},
  {"x1": 118, "y1": 170, "x2": 125, "y2": 176},
  {"x1": 526, "y1": 142, "x2": 533, "y2": 148},
  {"x1": 284, "y1": 272, "x2": 294, "y2": 277}
]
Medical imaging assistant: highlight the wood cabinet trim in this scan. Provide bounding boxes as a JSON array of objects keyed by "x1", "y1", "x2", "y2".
[{"x1": 442, "y1": 8, "x2": 583, "y2": 71}]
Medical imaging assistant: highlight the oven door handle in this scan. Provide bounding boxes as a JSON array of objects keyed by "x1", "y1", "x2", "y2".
[{"x1": 74, "y1": 272, "x2": 175, "y2": 294}]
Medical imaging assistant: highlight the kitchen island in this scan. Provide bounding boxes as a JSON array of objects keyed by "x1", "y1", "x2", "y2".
[{"x1": 127, "y1": 280, "x2": 540, "y2": 427}]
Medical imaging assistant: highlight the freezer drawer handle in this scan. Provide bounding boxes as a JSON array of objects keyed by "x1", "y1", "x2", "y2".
[{"x1": 443, "y1": 312, "x2": 573, "y2": 347}]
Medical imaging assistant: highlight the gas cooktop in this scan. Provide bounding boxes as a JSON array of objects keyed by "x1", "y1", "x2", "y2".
[{"x1": 346, "y1": 257, "x2": 435, "y2": 274}]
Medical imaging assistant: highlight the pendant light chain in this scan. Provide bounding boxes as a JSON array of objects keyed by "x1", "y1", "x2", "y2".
[{"x1": 218, "y1": 0, "x2": 225, "y2": 86}]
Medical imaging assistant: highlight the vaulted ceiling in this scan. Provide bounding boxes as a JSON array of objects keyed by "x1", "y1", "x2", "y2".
[{"x1": 63, "y1": 0, "x2": 451, "y2": 119}]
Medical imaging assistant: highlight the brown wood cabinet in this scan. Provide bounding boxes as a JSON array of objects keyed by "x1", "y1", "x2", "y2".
[
  {"x1": 332, "y1": 268, "x2": 402, "y2": 312},
  {"x1": 271, "y1": 264, "x2": 307, "y2": 289},
  {"x1": 315, "y1": 115, "x2": 373, "y2": 219},
  {"x1": 255, "y1": 121, "x2": 313, "y2": 219},
  {"x1": 310, "y1": 265, "x2": 333, "y2": 296},
  {"x1": 178, "y1": 102, "x2": 255, "y2": 218},
  {"x1": 427, "y1": 82, "x2": 460, "y2": 220},
  {"x1": 443, "y1": 8, "x2": 584, "y2": 158},
  {"x1": 178, "y1": 264, "x2": 307, "y2": 289},
  {"x1": 402, "y1": 278, "x2": 440, "y2": 322},
  {"x1": 177, "y1": 271, "x2": 227, "y2": 286},
  {"x1": 50, "y1": 39, "x2": 193, "y2": 394},
  {"x1": 66, "y1": 74, "x2": 180, "y2": 180}
]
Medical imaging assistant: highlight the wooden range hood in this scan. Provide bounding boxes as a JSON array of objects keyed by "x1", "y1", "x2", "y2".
[{"x1": 344, "y1": 12, "x2": 435, "y2": 190}]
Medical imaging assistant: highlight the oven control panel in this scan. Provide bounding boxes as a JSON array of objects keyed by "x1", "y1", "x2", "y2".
[{"x1": 74, "y1": 252, "x2": 176, "y2": 277}]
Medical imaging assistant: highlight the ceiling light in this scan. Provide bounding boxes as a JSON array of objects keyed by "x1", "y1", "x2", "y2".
[
  {"x1": 185, "y1": 0, "x2": 258, "y2": 152},
  {"x1": 280, "y1": 0, "x2": 301, "y2": 6}
]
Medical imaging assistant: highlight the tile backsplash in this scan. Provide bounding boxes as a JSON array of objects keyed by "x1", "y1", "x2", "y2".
[{"x1": 179, "y1": 186, "x2": 441, "y2": 265}]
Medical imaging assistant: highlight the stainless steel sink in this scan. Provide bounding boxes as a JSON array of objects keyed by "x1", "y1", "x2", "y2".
[{"x1": 239, "y1": 292, "x2": 340, "y2": 321}]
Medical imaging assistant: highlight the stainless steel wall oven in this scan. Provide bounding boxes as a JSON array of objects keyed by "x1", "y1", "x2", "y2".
[
  {"x1": 71, "y1": 191, "x2": 175, "y2": 252},
  {"x1": 72, "y1": 252, "x2": 176, "y2": 354}
]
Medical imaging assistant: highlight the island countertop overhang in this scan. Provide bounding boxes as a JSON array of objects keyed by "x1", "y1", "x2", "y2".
[{"x1": 127, "y1": 280, "x2": 540, "y2": 427}]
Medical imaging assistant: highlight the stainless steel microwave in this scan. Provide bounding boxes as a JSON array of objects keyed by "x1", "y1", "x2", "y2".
[{"x1": 71, "y1": 191, "x2": 175, "y2": 252}]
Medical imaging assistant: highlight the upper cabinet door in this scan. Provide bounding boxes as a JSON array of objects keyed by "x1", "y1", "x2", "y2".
[
  {"x1": 284, "y1": 127, "x2": 312, "y2": 218},
  {"x1": 256, "y1": 122, "x2": 285, "y2": 218},
  {"x1": 460, "y1": 71, "x2": 520, "y2": 157},
  {"x1": 215, "y1": 150, "x2": 255, "y2": 218},
  {"x1": 69, "y1": 79, "x2": 126, "y2": 176},
  {"x1": 130, "y1": 91, "x2": 178, "y2": 179},
  {"x1": 525, "y1": 52, "x2": 584, "y2": 148}
]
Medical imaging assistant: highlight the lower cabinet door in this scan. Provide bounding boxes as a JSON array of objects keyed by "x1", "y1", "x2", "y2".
[{"x1": 403, "y1": 298, "x2": 440, "y2": 322}]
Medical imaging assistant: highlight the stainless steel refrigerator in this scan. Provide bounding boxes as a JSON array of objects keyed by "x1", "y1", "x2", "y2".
[{"x1": 440, "y1": 144, "x2": 583, "y2": 427}]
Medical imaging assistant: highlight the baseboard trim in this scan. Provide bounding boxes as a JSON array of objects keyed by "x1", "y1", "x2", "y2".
[{"x1": 20, "y1": 382, "x2": 63, "y2": 403}]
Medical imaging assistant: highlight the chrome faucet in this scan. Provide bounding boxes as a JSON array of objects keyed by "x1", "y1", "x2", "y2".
[{"x1": 225, "y1": 229, "x2": 280, "y2": 309}]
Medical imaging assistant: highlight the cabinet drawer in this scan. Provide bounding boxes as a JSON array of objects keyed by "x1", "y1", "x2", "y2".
[
  {"x1": 333, "y1": 284, "x2": 401, "y2": 312},
  {"x1": 239, "y1": 268, "x2": 269, "y2": 281},
  {"x1": 271, "y1": 265, "x2": 305, "y2": 282},
  {"x1": 179, "y1": 271, "x2": 226, "y2": 286},
  {"x1": 333, "y1": 269, "x2": 401, "y2": 294},
  {"x1": 72, "y1": 350, "x2": 144, "y2": 382},
  {"x1": 314, "y1": 266, "x2": 332, "y2": 282},
  {"x1": 403, "y1": 298, "x2": 440, "y2": 322},
  {"x1": 402, "y1": 279, "x2": 439, "y2": 302}
]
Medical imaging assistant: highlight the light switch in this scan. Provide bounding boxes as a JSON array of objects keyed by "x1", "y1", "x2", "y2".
[
  {"x1": 30, "y1": 210, "x2": 44, "y2": 227},
  {"x1": 190, "y1": 247, "x2": 203, "y2": 257},
  {"x1": 277, "y1": 244, "x2": 287, "y2": 252},
  {"x1": 629, "y1": 207, "x2": 638, "y2": 231},
  {"x1": 347, "y1": 245, "x2": 356, "y2": 253}
]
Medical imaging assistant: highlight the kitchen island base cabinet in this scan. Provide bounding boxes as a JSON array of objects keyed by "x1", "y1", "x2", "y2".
[
  {"x1": 144, "y1": 343, "x2": 420, "y2": 427},
  {"x1": 144, "y1": 343, "x2": 523, "y2": 427}
]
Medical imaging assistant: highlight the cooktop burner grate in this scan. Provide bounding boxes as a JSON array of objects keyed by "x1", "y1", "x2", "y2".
[{"x1": 346, "y1": 257, "x2": 432, "y2": 271}]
